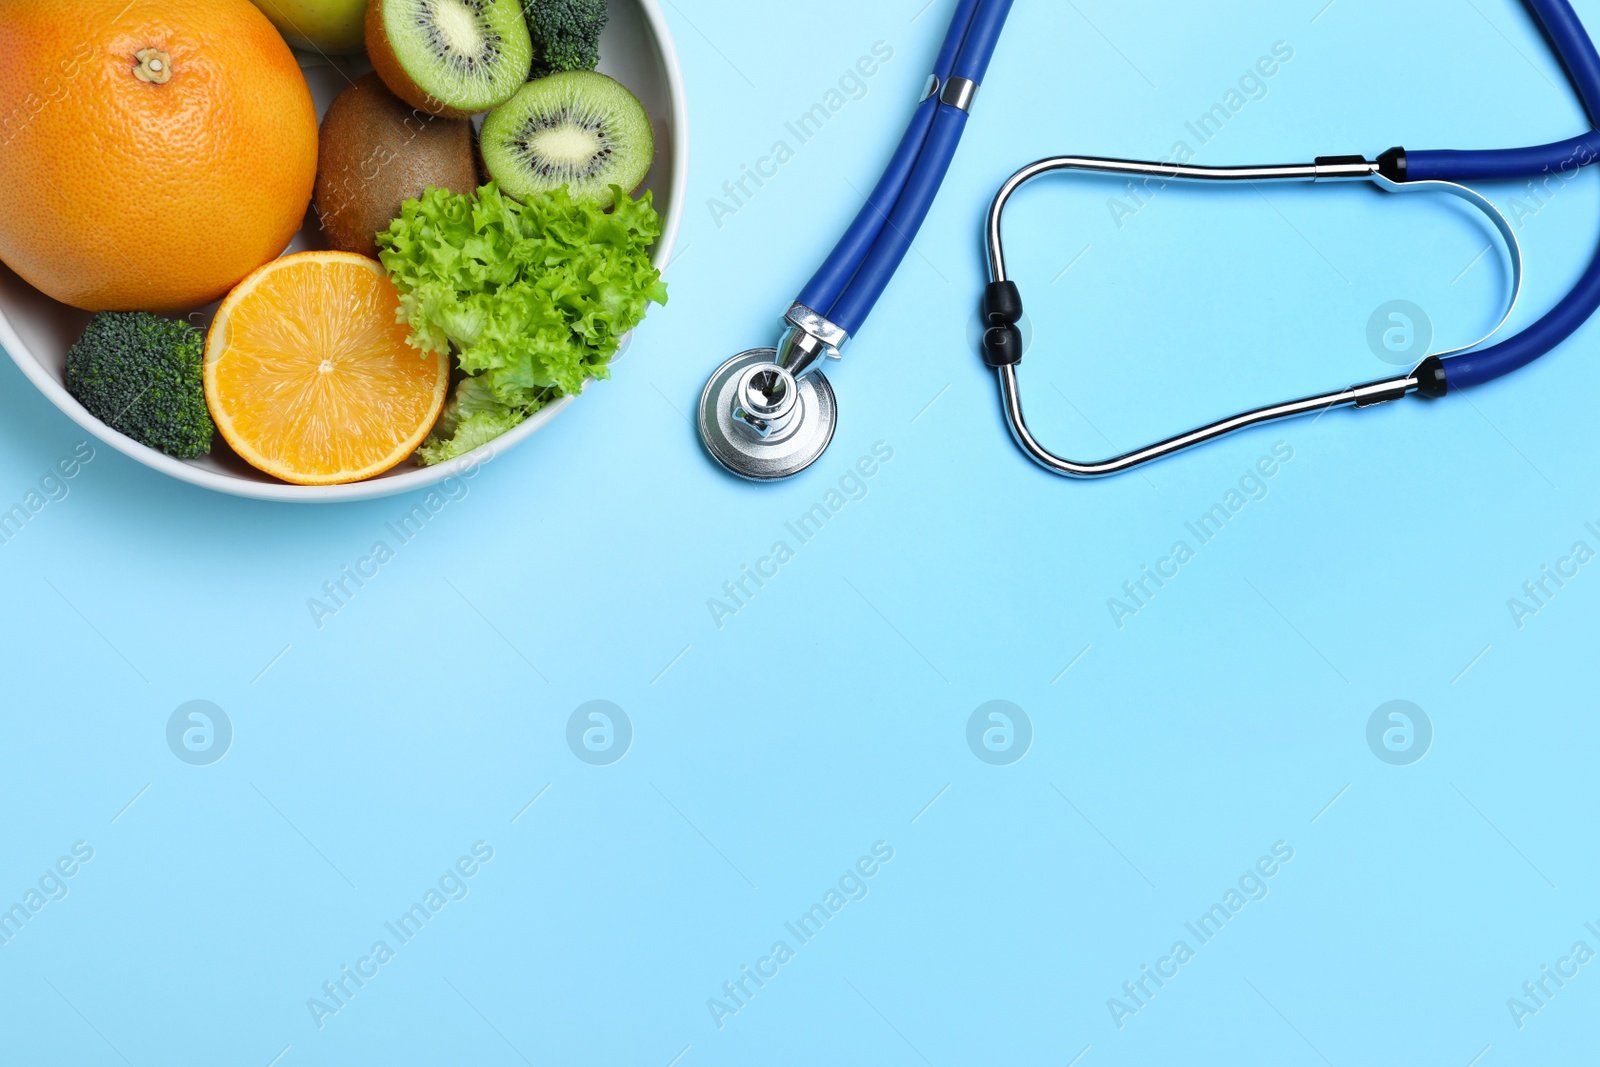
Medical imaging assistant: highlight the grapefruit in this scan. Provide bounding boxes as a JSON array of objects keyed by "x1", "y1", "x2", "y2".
[{"x1": 0, "y1": 0, "x2": 319, "y2": 312}]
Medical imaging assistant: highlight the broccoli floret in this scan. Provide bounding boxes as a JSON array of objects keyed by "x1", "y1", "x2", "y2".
[
  {"x1": 65, "y1": 312, "x2": 214, "y2": 459},
  {"x1": 523, "y1": 0, "x2": 608, "y2": 77}
]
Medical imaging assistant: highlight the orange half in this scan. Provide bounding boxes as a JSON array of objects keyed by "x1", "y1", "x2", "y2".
[{"x1": 204, "y1": 252, "x2": 448, "y2": 485}]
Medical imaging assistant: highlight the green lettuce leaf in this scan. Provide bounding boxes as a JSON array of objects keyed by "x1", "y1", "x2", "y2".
[
  {"x1": 378, "y1": 183, "x2": 667, "y2": 464},
  {"x1": 414, "y1": 377, "x2": 529, "y2": 466}
]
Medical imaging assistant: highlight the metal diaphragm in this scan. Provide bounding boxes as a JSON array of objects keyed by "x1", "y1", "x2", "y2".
[{"x1": 698, "y1": 349, "x2": 837, "y2": 480}]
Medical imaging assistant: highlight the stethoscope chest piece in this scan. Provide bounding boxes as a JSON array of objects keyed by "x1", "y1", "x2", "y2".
[{"x1": 698, "y1": 349, "x2": 838, "y2": 480}]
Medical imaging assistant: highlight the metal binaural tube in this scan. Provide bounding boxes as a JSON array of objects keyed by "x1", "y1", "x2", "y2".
[
  {"x1": 984, "y1": 156, "x2": 1377, "y2": 282},
  {"x1": 996, "y1": 364, "x2": 1420, "y2": 479},
  {"x1": 978, "y1": 153, "x2": 1526, "y2": 479}
]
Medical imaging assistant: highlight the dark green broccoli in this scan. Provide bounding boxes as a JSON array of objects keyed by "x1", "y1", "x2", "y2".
[
  {"x1": 65, "y1": 312, "x2": 214, "y2": 459},
  {"x1": 522, "y1": 0, "x2": 608, "y2": 77}
]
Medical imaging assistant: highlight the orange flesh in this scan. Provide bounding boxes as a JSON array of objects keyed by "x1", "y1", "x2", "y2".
[{"x1": 204, "y1": 253, "x2": 448, "y2": 485}]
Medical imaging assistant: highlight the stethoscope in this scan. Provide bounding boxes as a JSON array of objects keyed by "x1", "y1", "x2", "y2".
[{"x1": 698, "y1": 0, "x2": 1600, "y2": 481}]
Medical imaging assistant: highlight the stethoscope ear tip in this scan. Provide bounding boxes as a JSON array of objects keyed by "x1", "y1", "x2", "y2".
[{"x1": 697, "y1": 349, "x2": 837, "y2": 481}]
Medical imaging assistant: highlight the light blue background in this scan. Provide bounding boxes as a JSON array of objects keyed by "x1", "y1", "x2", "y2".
[{"x1": 3, "y1": 0, "x2": 1599, "y2": 1064}]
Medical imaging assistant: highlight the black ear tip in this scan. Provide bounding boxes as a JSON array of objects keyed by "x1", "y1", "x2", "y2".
[
  {"x1": 983, "y1": 280, "x2": 1023, "y2": 326},
  {"x1": 982, "y1": 324, "x2": 1024, "y2": 367}
]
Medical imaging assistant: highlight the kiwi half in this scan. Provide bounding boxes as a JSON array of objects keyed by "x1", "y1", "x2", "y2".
[
  {"x1": 366, "y1": 0, "x2": 533, "y2": 118},
  {"x1": 480, "y1": 71, "x2": 654, "y2": 209}
]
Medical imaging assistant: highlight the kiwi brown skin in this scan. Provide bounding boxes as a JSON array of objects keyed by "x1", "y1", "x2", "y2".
[
  {"x1": 315, "y1": 74, "x2": 478, "y2": 258},
  {"x1": 365, "y1": 0, "x2": 472, "y2": 118}
]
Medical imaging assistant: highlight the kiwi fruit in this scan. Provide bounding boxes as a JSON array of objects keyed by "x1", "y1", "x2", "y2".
[
  {"x1": 480, "y1": 71, "x2": 655, "y2": 209},
  {"x1": 315, "y1": 74, "x2": 478, "y2": 258},
  {"x1": 366, "y1": 0, "x2": 533, "y2": 118}
]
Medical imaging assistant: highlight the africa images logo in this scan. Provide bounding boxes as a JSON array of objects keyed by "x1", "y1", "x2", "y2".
[
  {"x1": 166, "y1": 700, "x2": 232, "y2": 766},
  {"x1": 1366, "y1": 701, "x2": 1432, "y2": 766},
  {"x1": 1366, "y1": 300, "x2": 1433, "y2": 366},
  {"x1": 567, "y1": 701, "x2": 632, "y2": 766},
  {"x1": 966, "y1": 701, "x2": 1032, "y2": 766}
]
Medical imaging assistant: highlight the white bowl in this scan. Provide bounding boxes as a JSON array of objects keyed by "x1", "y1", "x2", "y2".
[{"x1": 0, "y1": 0, "x2": 686, "y2": 503}]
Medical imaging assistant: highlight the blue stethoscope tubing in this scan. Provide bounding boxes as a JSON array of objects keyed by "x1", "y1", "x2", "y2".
[
  {"x1": 795, "y1": 0, "x2": 1015, "y2": 338},
  {"x1": 695, "y1": 0, "x2": 1017, "y2": 482},
  {"x1": 1409, "y1": 0, "x2": 1600, "y2": 389},
  {"x1": 808, "y1": 0, "x2": 1600, "y2": 389}
]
